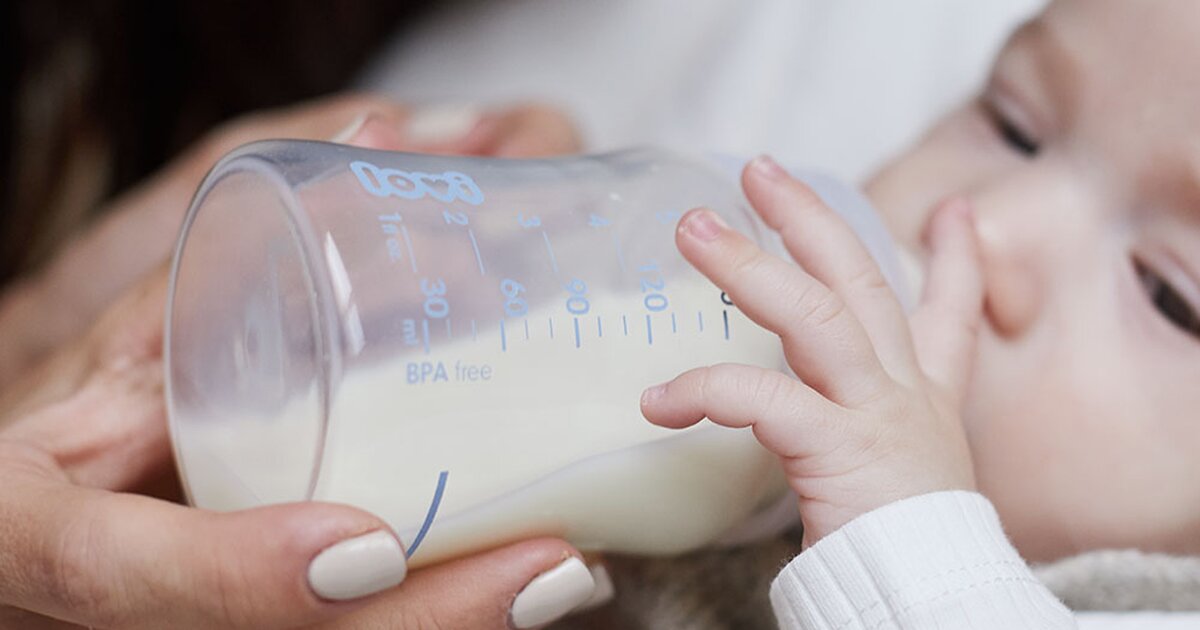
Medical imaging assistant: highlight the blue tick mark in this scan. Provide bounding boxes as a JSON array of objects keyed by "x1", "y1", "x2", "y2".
[{"x1": 405, "y1": 470, "x2": 449, "y2": 559}]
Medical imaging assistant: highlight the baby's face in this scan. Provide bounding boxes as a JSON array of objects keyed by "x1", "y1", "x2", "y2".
[{"x1": 866, "y1": 0, "x2": 1200, "y2": 561}]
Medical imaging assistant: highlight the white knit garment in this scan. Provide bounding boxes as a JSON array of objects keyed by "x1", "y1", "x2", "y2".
[
  {"x1": 771, "y1": 492, "x2": 1200, "y2": 629},
  {"x1": 770, "y1": 491, "x2": 1075, "y2": 629}
]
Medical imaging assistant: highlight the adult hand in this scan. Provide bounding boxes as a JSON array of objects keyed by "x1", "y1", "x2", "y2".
[
  {"x1": 641, "y1": 155, "x2": 984, "y2": 548},
  {"x1": 0, "y1": 96, "x2": 582, "y2": 388},
  {"x1": 0, "y1": 111, "x2": 595, "y2": 629},
  {"x1": 0, "y1": 250, "x2": 595, "y2": 630}
]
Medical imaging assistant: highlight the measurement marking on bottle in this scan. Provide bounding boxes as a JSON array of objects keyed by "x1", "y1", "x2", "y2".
[
  {"x1": 524, "y1": 319, "x2": 530, "y2": 340},
  {"x1": 671, "y1": 312, "x2": 677, "y2": 333},
  {"x1": 597, "y1": 316, "x2": 603, "y2": 337},
  {"x1": 422, "y1": 319, "x2": 431, "y2": 354},
  {"x1": 646, "y1": 314, "x2": 654, "y2": 346},
  {"x1": 610, "y1": 233, "x2": 628, "y2": 271},
  {"x1": 500, "y1": 320, "x2": 507, "y2": 352},
  {"x1": 541, "y1": 230, "x2": 560, "y2": 275},
  {"x1": 698, "y1": 311, "x2": 704, "y2": 332},
  {"x1": 405, "y1": 470, "x2": 449, "y2": 559},
  {"x1": 471, "y1": 319, "x2": 477, "y2": 341},
  {"x1": 467, "y1": 228, "x2": 486, "y2": 276},
  {"x1": 722, "y1": 310, "x2": 730, "y2": 340},
  {"x1": 573, "y1": 317, "x2": 582, "y2": 348},
  {"x1": 622, "y1": 314, "x2": 629, "y2": 336},
  {"x1": 400, "y1": 225, "x2": 419, "y2": 274},
  {"x1": 548, "y1": 317, "x2": 555, "y2": 339}
]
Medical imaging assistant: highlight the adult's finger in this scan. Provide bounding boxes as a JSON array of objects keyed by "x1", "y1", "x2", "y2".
[
  {"x1": 741, "y1": 156, "x2": 919, "y2": 385},
  {"x1": 641, "y1": 363, "x2": 845, "y2": 459},
  {"x1": 0, "y1": 452, "x2": 407, "y2": 630},
  {"x1": 0, "y1": 94, "x2": 413, "y2": 388},
  {"x1": 0, "y1": 265, "x2": 167, "y2": 427},
  {"x1": 314, "y1": 539, "x2": 597, "y2": 630},
  {"x1": 675, "y1": 208, "x2": 890, "y2": 407},
  {"x1": 428, "y1": 104, "x2": 583, "y2": 157},
  {"x1": 908, "y1": 199, "x2": 984, "y2": 404}
]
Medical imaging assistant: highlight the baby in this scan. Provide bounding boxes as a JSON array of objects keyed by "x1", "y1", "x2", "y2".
[{"x1": 642, "y1": 0, "x2": 1200, "y2": 573}]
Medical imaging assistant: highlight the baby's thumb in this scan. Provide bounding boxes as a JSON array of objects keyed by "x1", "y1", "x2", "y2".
[{"x1": 909, "y1": 198, "x2": 984, "y2": 404}]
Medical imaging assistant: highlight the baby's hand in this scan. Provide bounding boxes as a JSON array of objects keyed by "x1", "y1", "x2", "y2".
[{"x1": 641, "y1": 156, "x2": 984, "y2": 548}]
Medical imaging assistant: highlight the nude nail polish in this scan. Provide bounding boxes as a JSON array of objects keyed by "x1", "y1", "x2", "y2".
[
  {"x1": 405, "y1": 104, "x2": 483, "y2": 143},
  {"x1": 330, "y1": 114, "x2": 369, "y2": 143},
  {"x1": 509, "y1": 557, "x2": 596, "y2": 628},
  {"x1": 574, "y1": 563, "x2": 615, "y2": 611},
  {"x1": 307, "y1": 530, "x2": 407, "y2": 601}
]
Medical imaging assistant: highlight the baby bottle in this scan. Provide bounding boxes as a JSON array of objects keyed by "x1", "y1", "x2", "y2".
[{"x1": 165, "y1": 143, "x2": 912, "y2": 567}]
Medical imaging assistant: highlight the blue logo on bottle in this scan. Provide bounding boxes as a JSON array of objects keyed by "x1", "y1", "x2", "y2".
[{"x1": 350, "y1": 160, "x2": 484, "y2": 205}]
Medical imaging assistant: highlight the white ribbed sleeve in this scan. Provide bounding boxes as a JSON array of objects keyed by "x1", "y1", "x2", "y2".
[{"x1": 770, "y1": 491, "x2": 1076, "y2": 630}]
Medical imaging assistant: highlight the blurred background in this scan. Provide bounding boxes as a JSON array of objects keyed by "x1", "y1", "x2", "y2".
[{"x1": 0, "y1": 0, "x2": 1043, "y2": 300}]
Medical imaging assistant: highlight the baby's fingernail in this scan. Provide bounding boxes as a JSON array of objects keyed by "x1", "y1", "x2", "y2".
[
  {"x1": 641, "y1": 382, "x2": 668, "y2": 406},
  {"x1": 405, "y1": 104, "x2": 483, "y2": 143},
  {"x1": 574, "y1": 564, "x2": 615, "y2": 612},
  {"x1": 679, "y1": 209, "x2": 728, "y2": 242},
  {"x1": 923, "y1": 197, "x2": 974, "y2": 247},
  {"x1": 942, "y1": 197, "x2": 974, "y2": 220},
  {"x1": 307, "y1": 530, "x2": 407, "y2": 601},
  {"x1": 330, "y1": 114, "x2": 369, "y2": 143},
  {"x1": 509, "y1": 557, "x2": 595, "y2": 629},
  {"x1": 750, "y1": 154, "x2": 788, "y2": 181}
]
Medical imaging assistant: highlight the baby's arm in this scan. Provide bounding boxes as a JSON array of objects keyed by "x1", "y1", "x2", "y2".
[{"x1": 640, "y1": 156, "x2": 1076, "y2": 628}]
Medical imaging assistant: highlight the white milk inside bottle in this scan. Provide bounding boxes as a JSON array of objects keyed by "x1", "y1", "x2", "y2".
[{"x1": 166, "y1": 144, "x2": 913, "y2": 567}]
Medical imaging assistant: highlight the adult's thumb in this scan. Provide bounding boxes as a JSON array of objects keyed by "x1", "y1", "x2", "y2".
[{"x1": 2, "y1": 469, "x2": 405, "y2": 630}]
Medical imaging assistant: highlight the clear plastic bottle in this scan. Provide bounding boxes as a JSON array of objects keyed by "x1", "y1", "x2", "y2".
[{"x1": 165, "y1": 143, "x2": 912, "y2": 567}]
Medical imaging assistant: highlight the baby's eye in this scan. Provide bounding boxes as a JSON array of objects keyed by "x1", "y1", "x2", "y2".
[
  {"x1": 983, "y1": 99, "x2": 1041, "y2": 158},
  {"x1": 1135, "y1": 259, "x2": 1200, "y2": 339}
]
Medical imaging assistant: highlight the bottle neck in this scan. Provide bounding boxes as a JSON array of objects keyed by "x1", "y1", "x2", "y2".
[{"x1": 705, "y1": 154, "x2": 920, "y2": 312}]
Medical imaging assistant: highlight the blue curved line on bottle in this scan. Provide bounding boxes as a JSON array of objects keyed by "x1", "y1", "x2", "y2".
[{"x1": 406, "y1": 470, "x2": 449, "y2": 558}]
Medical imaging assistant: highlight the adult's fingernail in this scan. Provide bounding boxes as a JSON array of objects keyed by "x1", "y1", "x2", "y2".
[
  {"x1": 405, "y1": 104, "x2": 483, "y2": 143},
  {"x1": 330, "y1": 114, "x2": 369, "y2": 143},
  {"x1": 574, "y1": 564, "x2": 615, "y2": 612},
  {"x1": 308, "y1": 530, "x2": 407, "y2": 601},
  {"x1": 509, "y1": 557, "x2": 595, "y2": 629},
  {"x1": 750, "y1": 154, "x2": 788, "y2": 181},
  {"x1": 679, "y1": 209, "x2": 728, "y2": 242}
]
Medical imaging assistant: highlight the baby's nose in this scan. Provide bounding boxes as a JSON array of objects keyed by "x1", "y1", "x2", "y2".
[{"x1": 969, "y1": 191, "x2": 1052, "y2": 339}]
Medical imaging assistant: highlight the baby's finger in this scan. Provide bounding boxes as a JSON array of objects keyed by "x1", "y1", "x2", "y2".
[
  {"x1": 641, "y1": 363, "x2": 844, "y2": 459},
  {"x1": 742, "y1": 156, "x2": 919, "y2": 385},
  {"x1": 675, "y1": 208, "x2": 890, "y2": 407},
  {"x1": 909, "y1": 199, "x2": 984, "y2": 402}
]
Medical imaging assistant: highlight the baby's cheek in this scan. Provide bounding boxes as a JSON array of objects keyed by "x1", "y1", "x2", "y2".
[
  {"x1": 962, "y1": 322, "x2": 1200, "y2": 560},
  {"x1": 866, "y1": 108, "x2": 998, "y2": 253}
]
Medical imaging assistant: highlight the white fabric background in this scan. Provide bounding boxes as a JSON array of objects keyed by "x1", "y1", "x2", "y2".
[{"x1": 360, "y1": 0, "x2": 1046, "y2": 183}]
